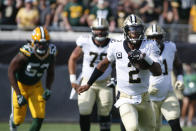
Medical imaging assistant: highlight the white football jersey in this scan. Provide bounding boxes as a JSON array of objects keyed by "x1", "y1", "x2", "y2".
[
  {"x1": 107, "y1": 39, "x2": 160, "y2": 96},
  {"x1": 150, "y1": 41, "x2": 177, "y2": 101},
  {"x1": 76, "y1": 34, "x2": 112, "y2": 81}
]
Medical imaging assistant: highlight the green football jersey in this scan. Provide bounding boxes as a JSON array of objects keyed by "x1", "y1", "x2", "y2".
[
  {"x1": 183, "y1": 73, "x2": 196, "y2": 95},
  {"x1": 16, "y1": 43, "x2": 57, "y2": 85}
]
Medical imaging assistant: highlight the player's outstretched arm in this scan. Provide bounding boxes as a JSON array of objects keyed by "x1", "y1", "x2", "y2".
[
  {"x1": 68, "y1": 46, "x2": 83, "y2": 90},
  {"x1": 77, "y1": 58, "x2": 110, "y2": 94}
]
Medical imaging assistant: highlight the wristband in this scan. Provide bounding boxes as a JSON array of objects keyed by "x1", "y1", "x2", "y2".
[
  {"x1": 144, "y1": 55, "x2": 153, "y2": 66},
  {"x1": 177, "y1": 75, "x2": 183, "y2": 82},
  {"x1": 87, "y1": 68, "x2": 104, "y2": 86},
  {"x1": 70, "y1": 74, "x2": 77, "y2": 83}
]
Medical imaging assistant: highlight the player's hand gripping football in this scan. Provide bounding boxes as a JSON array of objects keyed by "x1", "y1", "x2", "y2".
[
  {"x1": 128, "y1": 49, "x2": 143, "y2": 65},
  {"x1": 77, "y1": 84, "x2": 91, "y2": 94}
]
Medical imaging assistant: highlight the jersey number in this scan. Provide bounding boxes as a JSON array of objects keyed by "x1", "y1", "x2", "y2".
[
  {"x1": 89, "y1": 52, "x2": 107, "y2": 67},
  {"x1": 25, "y1": 63, "x2": 49, "y2": 77},
  {"x1": 128, "y1": 63, "x2": 141, "y2": 83},
  {"x1": 163, "y1": 59, "x2": 168, "y2": 75}
]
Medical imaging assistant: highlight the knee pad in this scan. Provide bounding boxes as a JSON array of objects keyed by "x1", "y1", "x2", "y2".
[
  {"x1": 168, "y1": 118, "x2": 182, "y2": 131},
  {"x1": 99, "y1": 115, "x2": 111, "y2": 131},
  {"x1": 98, "y1": 102, "x2": 113, "y2": 116},
  {"x1": 79, "y1": 104, "x2": 93, "y2": 115}
]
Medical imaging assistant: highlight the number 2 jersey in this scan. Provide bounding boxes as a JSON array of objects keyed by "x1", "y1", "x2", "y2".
[
  {"x1": 107, "y1": 39, "x2": 160, "y2": 96},
  {"x1": 149, "y1": 41, "x2": 177, "y2": 101},
  {"x1": 16, "y1": 43, "x2": 57, "y2": 85},
  {"x1": 76, "y1": 35, "x2": 112, "y2": 81}
]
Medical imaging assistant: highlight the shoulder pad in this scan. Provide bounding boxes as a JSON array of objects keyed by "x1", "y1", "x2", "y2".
[
  {"x1": 19, "y1": 43, "x2": 34, "y2": 57},
  {"x1": 49, "y1": 44, "x2": 57, "y2": 56}
]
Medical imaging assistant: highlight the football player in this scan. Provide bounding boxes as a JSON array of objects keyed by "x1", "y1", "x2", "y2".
[
  {"x1": 68, "y1": 18, "x2": 113, "y2": 131},
  {"x1": 77, "y1": 14, "x2": 162, "y2": 131},
  {"x1": 8, "y1": 26, "x2": 57, "y2": 131},
  {"x1": 145, "y1": 24, "x2": 183, "y2": 131}
]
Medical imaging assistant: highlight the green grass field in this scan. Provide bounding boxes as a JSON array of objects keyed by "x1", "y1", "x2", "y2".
[{"x1": 0, "y1": 122, "x2": 196, "y2": 131}]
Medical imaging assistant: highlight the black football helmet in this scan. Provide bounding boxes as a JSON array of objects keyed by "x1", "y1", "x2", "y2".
[
  {"x1": 91, "y1": 17, "x2": 109, "y2": 42},
  {"x1": 123, "y1": 14, "x2": 144, "y2": 47}
]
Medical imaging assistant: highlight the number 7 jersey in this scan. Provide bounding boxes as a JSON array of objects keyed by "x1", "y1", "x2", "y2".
[
  {"x1": 107, "y1": 39, "x2": 160, "y2": 96},
  {"x1": 76, "y1": 35, "x2": 112, "y2": 81}
]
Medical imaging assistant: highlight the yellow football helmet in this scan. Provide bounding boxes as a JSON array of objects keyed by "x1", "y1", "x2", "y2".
[
  {"x1": 91, "y1": 18, "x2": 109, "y2": 42},
  {"x1": 32, "y1": 26, "x2": 50, "y2": 42},
  {"x1": 122, "y1": 14, "x2": 144, "y2": 47},
  {"x1": 31, "y1": 26, "x2": 50, "y2": 56}
]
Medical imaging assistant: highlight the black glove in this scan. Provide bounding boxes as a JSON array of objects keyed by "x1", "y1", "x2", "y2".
[
  {"x1": 107, "y1": 78, "x2": 116, "y2": 88},
  {"x1": 43, "y1": 89, "x2": 51, "y2": 101},
  {"x1": 17, "y1": 94, "x2": 27, "y2": 107},
  {"x1": 128, "y1": 49, "x2": 142, "y2": 66}
]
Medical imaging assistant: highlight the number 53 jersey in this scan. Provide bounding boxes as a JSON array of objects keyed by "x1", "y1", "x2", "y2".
[
  {"x1": 76, "y1": 35, "x2": 112, "y2": 81},
  {"x1": 16, "y1": 43, "x2": 57, "y2": 85},
  {"x1": 107, "y1": 39, "x2": 160, "y2": 96}
]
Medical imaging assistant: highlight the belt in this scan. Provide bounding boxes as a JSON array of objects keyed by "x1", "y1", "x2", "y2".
[{"x1": 119, "y1": 91, "x2": 148, "y2": 99}]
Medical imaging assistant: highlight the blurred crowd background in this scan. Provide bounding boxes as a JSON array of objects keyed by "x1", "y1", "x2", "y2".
[{"x1": 0, "y1": 0, "x2": 196, "y2": 42}]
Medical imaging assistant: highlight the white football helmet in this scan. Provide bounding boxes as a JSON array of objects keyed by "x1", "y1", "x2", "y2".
[
  {"x1": 145, "y1": 24, "x2": 165, "y2": 49},
  {"x1": 122, "y1": 14, "x2": 144, "y2": 47},
  {"x1": 91, "y1": 17, "x2": 109, "y2": 42}
]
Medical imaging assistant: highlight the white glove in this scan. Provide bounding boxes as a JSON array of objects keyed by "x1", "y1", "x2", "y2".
[
  {"x1": 175, "y1": 75, "x2": 184, "y2": 90},
  {"x1": 148, "y1": 85, "x2": 159, "y2": 95},
  {"x1": 175, "y1": 81, "x2": 184, "y2": 90}
]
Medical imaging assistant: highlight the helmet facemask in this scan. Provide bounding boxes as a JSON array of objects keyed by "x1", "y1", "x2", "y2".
[
  {"x1": 124, "y1": 25, "x2": 144, "y2": 47},
  {"x1": 92, "y1": 28, "x2": 108, "y2": 42},
  {"x1": 145, "y1": 24, "x2": 165, "y2": 49},
  {"x1": 34, "y1": 40, "x2": 49, "y2": 56},
  {"x1": 147, "y1": 35, "x2": 163, "y2": 49},
  {"x1": 91, "y1": 18, "x2": 109, "y2": 42}
]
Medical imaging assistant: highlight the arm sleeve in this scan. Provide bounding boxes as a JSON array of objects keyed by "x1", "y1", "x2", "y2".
[
  {"x1": 107, "y1": 43, "x2": 115, "y2": 62},
  {"x1": 148, "y1": 41, "x2": 161, "y2": 63}
]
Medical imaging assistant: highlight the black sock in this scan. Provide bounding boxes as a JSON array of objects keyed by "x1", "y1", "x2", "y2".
[
  {"x1": 99, "y1": 115, "x2": 111, "y2": 131},
  {"x1": 29, "y1": 118, "x2": 43, "y2": 131},
  {"x1": 80, "y1": 115, "x2": 90, "y2": 131},
  {"x1": 168, "y1": 118, "x2": 182, "y2": 131}
]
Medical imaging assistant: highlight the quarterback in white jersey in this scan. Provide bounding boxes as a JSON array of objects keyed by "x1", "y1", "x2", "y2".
[
  {"x1": 146, "y1": 24, "x2": 183, "y2": 131},
  {"x1": 78, "y1": 14, "x2": 162, "y2": 131},
  {"x1": 68, "y1": 18, "x2": 113, "y2": 131}
]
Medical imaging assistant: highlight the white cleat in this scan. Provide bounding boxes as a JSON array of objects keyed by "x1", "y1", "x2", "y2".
[{"x1": 9, "y1": 114, "x2": 17, "y2": 131}]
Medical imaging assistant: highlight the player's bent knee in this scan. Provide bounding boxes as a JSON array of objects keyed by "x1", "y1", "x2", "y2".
[
  {"x1": 99, "y1": 104, "x2": 113, "y2": 116},
  {"x1": 79, "y1": 107, "x2": 92, "y2": 115}
]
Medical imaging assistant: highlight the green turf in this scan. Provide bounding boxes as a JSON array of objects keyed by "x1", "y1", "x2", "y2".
[{"x1": 1, "y1": 122, "x2": 196, "y2": 131}]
